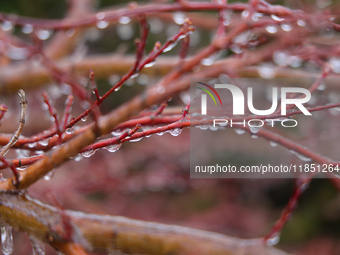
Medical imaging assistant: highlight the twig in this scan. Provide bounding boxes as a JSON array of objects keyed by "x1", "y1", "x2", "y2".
[{"x1": 0, "y1": 89, "x2": 27, "y2": 156}]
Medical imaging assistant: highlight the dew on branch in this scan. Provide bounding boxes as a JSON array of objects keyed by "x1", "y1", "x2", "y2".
[
  {"x1": 36, "y1": 29, "x2": 53, "y2": 40},
  {"x1": 118, "y1": 16, "x2": 131, "y2": 25},
  {"x1": 266, "y1": 233, "x2": 280, "y2": 246},
  {"x1": 129, "y1": 137, "x2": 143, "y2": 142},
  {"x1": 44, "y1": 169, "x2": 55, "y2": 181},
  {"x1": 297, "y1": 20, "x2": 306, "y2": 26},
  {"x1": 1, "y1": 21, "x2": 13, "y2": 32},
  {"x1": 281, "y1": 23, "x2": 292, "y2": 32},
  {"x1": 96, "y1": 21, "x2": 108, "y2": 29},
  {"x1": 269, "y1": 141, "x2": 278, "y2": 147},
  {"x1": 271, "y1": 14, "x2": 284, "y2": 22},
  {"x1": 81, "y1": 149, "x2": 97, "y2": 158},
  {"x1": 265, "y1": 25, "x2": 278, "y2": 34},
  {"x1": 104, "y1": 144, "x2": 121, "y2": 153},
  {"x1": 28, "y1": 142, "x2": 37, "y2": 148},
  {"x1": 21, "y1": 24, "x2": 33, "y2": 34}
]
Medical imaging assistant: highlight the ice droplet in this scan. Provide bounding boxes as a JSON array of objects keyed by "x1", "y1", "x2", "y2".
[
  {"x1": 1, "y1": 226, "x2": 13, "y2": 255},
  {"x1": 66, "y1": 128, "x2": 74, "y2": 134},
  {"x1": 105, "y1": 144, "x2": 121, "y2": 153},
  {"x1": 1, "y1": 21, "x2": 13, "y2": 31},
  {"x1": 119, "y1": 16, "x2": 131, "y2": 24},
  {"x1": 129, "y1": 137, "x2": 143, "y2": 142},
  {"x1": 73, "y1": 153, "x2": 83, "y2": 162},
  {"x1": 169, "y1": 128, "x2": 182, "y2": 136},
  {"x1": 230, "y1": 44, "x2": 243, "y2": 54},
  {"x1": 144, "y1": 60, "x2": 156, "y2": 68},
  {"x1": 290, "y1": 150, "x2": 311, "y2": 162},
  {"x1": 297, "y1": 20, "x2": 306, "y2": 27},
  {"x1": 22, "y1": 24, "x2": 33, "y2": 34},
  {"x1": 281, "y1": 23, "x2": 292, "y2": 32},
  {"x1": 241, "y1": 10, "x2": 249, "y2": 19},
  {"x1": 44, "y1": 169, "x2": 56, "y2": 180},
  {"x1": 258, "y1": 63, "x2": 276, "y2": 79},
  {"x1": 270, "y1": 141, "x2": 278, "y2": 147},
  {"x1": 329, "y1": 57, "x2": 340, "y2": 73},
  {"x1": 36, "y1": 29, "x2": 53, "y2": 40},
  {"x1": 173, "y1": 12, "x2": 186, "y2": 25},
  {"x1": 266, "y1": 234, "x2": 280, "y2": 246},
  {"x1": 28, "y1": 142, "x2": 37, "y2": 148},
  {"x1": 265, "y1": 25, "x2": 278, "y2": 34},
  {"x1": 30, "y1": 236, "x2": 45, "y2": 255},
  {"x1": 96, "y1": 20, "x2": 108, "y2": 29},
  {"x1": 39, "y1": 138, "x2": 49, "y2": 146},
  {"x1": 163, "y1": 41, "x2": 178, "y2": 53},
  {"x1": 273, "y1": 50, "x2": 288, "y2": 66},
  {"x1": 81, "y1": 149, "x2": 97, "y2": 158},
  {"x1": 249, "y1": 126, "x2": 260, "y2": 134},
  {"x1": 96, "y1": 12, "x2": 105, "y2": 20},
  {"x1": 271, "y1": 14, "x2": 284, "y2": 21}
]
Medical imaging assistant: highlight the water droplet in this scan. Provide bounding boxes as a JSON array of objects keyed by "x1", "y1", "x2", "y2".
[
  {"x1": 288, "y1": 55, "x2": 302, "y2": 68},
  {"x1": 96, "y1": 12, "x2": 105, "y2": 20},
  {"x1": 241, "y1": 10, "x2": 249, "y2": 19},
  {"x1": 39, "y1": 138, "x2": 50, "y2": 146},
  {"x1": 169, "y1": 128, "x2": 182, "y2": 136},
  {"x1": 114, "y1": 85, "x2": 122, "y2": 91},
  {"x1": 251, "y1": 135, "x2": 258, "y2": 139},
  {"x1": 297, "y1": 20, "x2": 306, "y2": 27},
  {"x1": 222, "y1": 10, "x2": 233, "y2": 26},
  {"x1": 271, "y1": 14, "x2": 284, "y2": 21},
  {"x1": 270, "y1": 141, "x2": 278, "y2": 147},
  {"x1": 232, "y1": 31, "x2": 252, "y2": 45},
  {"x1": 28, "y1": 142, "x2": 37, "y2": 148},
  {"x1": 105, "y1": 144, "x2": 121, "y2": 153},
  {"x1": 258, "y1": 63, "x2": 276, "y2": 79},
  {"x1": 281, "y1": 23, "x2": 292, "y2": 32},
  {"x1": 266, "y1": 234, "x2": 280, "y2": 246},
  {"x1": 81, "y1": 149, "x2": 97, "y2": 158},
  {"x1": 1, "y1": 225, "x2": 13, "y2": 255},
  {"x1": 230, "y1": 44, "x2": 243, "y2": 54},
  {"x1": 81, "y1": 116, "x2": 88, "y2": 122},
  {"x1": 173, "y1": 12, "x2": 186, "y2": 25},
  {"x1": 5, "y1": 45, "x2": 29, "y2": 60},
  {"x1": 1, "y1": 21, "x2": 13, "y2": 31},
  {"x1": 96, "y1": 20, "x2": 108, "y2": 29},
  {"x1": 36, "y1": 29, "x2": 53, "y2": 40},
  {"x1": 273, "y1": 50, "x2": 288, "y2": 66},
  {"x1": 129, "y1": 137, "x2": 143, "y2": 142},
  {"x1": 197, "y1": 125, "x2": 208, "y2": 130},
  {"x1": 44, "y1": 169, "x2": 56, "y2": 180},
  {"x1": 21, "y1": 24, "x2": 33, "y2": 34},
  {"x1": 30, "y1": 236, "x2": 45, "y2": 255},
  {"x1": 156, "y1": 85, "x2": 166, "y2": 94},
  {"x1": 117, "y1": 24, "x2": 134, "y2": 40},
  {"x1": 290, "y1": 150, "x2": 311, "y2": 162},
  {"x1": 73, "y1": 153, "x2": 83, "y2": 162},
  {"x1": 180, "y1": 91, "x2": 190, "y2": 105},
  {"x1": 209, "y1": 126, "x2": 219, "y2": 131},
  {"x1": 66, "y1": 128, "x2": 74, "y2": 134},
  {"x1": 111, "y1": 130, "x2": 124, "y2": 137},
  {"x1": 163, "y1": 41, "x2": 178, "y2": 53},
  {"x1": 119, "y1": 16, "x2": 131, "y2": 24},
  {"x1": 265, "y1": 25, "x2": 278, "y2": 34},
  {"x1": 144, "y1": 60, "x2": 156, "y2": 68},
  {"x1": 329, "y1": 57, "x2": 340, "y2": 73},
  {"x1": 156, "y1": 132, "x2": 164, "y2": 136},
  {"x1": 249, "y1": 126, "x2": 260, "y2": 134}
]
